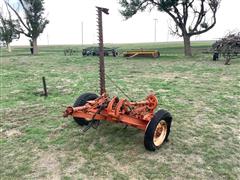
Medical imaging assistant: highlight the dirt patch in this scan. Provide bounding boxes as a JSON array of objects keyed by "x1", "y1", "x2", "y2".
[
  {"x1": 56, "y1": 86, "x2": 73, "y2": 95},
  {"x1": 142, "y1": 72, "x2": 180, "y2": 80},
  {"x1": 4, "y1": 129, "x2": 22, "y2": 137},
  {"x1": 64, "y1": 156, "x2": 87, "y2": 177},
  {"x1": 105, "y1": 153, "x2": 138, "y2": 178},
  {"x1": 10, "y1": 90, "x2": 23, "y2": 94},
  {"x1": 0, "y1": 104, "x2": 56, "y2": 124},
  {"x1": 106, "y1": 154, "x2": 128, "y2": 171},
  {"x1": 35, "y1": 152, "x2": 61, "y2": 180},
  {"x1": 220, "y1": 76, "x2": 233, "y2": 81},
  {"x1": 160, "y1": 72, "x2": 180, "y2": 80}
]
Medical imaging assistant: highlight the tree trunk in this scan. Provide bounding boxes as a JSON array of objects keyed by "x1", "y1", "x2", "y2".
[
  {"x1": 183, "y1": 35, "x2": 192, "y2": 56},
  {"x1": 7, "y1": 43, "x2": 11, "y2": 52},
  {"x1": 224, "y1": 56, "x2": 231, "y2": 65},
  {"x1": 32, "y1": 38, "x2": 38, "y2": 55}
]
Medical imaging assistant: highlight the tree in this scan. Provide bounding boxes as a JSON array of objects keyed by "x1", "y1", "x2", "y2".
[
  {"x1": 0, "y1": 5, "x2": 20, "y2": 52},
  {"x1": 119, "y1": 0, "x2": 221, "y2": 56},
  {"x1": 5, "y1": 0, "x2": 49, "y2": 55},
  {"x1": 212, "y1": 32, "x2": 240, "y2": 65}
]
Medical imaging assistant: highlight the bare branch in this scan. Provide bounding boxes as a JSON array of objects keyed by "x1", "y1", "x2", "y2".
[
  {"x1": 191, "y1": 0, "x2": 205, "y2": 32},
  {"x1": 4, "y1": 0, "x2": 30, "y2": 33}
]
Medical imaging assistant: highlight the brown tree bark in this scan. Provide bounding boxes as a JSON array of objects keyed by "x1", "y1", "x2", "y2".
[
  {"x1": 224, "y1": 57, "x2": 231, "y2": 65},
  {"x1": 32, "y1": 38, "x2": 38, "y2": 55},
  {"x1": 6, "y1": 43, "x2": 12, "y2": 52},
  {"x1": 183, "y1": 35, "x2": 192, "y2": 56}
]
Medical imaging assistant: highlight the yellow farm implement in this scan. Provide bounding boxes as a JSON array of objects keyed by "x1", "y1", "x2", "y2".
[{"x1": 123, "y1": 49, "x2": 160, "y2": 58}]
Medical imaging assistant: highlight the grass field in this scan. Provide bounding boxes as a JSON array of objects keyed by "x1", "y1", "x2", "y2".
[{"x1": 1, "y1": 42, "x2": 240, "y2": 179}]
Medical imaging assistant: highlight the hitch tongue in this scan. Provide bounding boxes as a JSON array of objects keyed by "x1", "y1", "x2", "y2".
[{"x1": 63, "y1": 106, "x2": 74, "y2": 117}]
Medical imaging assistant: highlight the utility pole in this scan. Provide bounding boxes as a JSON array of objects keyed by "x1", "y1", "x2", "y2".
[
  {"x1": 81, "y1": 21, "x2": 83, "y2": 46},
  {"x1": 47, "y1": 33, "x2": 49, "y2": 45},
  {"x1": 154, "y1": 18, "x2": 158, "y2": 42}
]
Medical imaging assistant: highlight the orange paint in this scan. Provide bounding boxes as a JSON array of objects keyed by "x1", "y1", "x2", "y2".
[{"x1": 64, "y1": 94, "x2": 158, "y2": 131}]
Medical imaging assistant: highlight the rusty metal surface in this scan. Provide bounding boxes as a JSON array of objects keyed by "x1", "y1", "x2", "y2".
[
  {"x1": 97, "y1": 7, "x2": 109, "y2": 95},
  {"x1": 63, "y1": 93, "x2": 158, "y2": 130}
]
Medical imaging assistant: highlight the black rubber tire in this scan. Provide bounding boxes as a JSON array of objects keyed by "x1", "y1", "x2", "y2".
[
  {"x1": 73, "y1": 93, "x2": 98, "y2": 126},
  {"x1": 144, "y1": 109, "x2": 172, "y2": 151}
]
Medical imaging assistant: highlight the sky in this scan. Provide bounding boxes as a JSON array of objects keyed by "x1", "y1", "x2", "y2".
[{"x1": 2, "y1": 0, "x2": 240, "y2": 45}]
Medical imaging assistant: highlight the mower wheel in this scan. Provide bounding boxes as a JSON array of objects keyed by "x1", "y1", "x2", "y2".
[
  {"x1": 73, "y1": 93, "x2": 98, "y2": 126},
  {"x1": 144, "y1": 109, "x2": 172, "y2": 151}
]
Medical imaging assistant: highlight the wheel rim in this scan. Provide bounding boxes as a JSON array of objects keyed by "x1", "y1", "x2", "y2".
[{"x1": 153, "y1": 120, "x2": 167, "y2": 147}]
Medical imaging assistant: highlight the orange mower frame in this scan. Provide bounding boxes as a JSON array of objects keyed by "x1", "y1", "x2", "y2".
[
  {"x1": 63, "y1": 93, "x2": 172, "y2": 151},
  {"x1": 63, "y1": 7, "x2": 172, "y2": 151}
]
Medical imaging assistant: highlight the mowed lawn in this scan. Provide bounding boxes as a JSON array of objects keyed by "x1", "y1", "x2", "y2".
[{"x1": 0, "y1": 42, "x2": 239, "y2": 179}]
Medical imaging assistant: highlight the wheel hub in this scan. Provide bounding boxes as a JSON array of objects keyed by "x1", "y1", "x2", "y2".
[{"x1": 153, "y1": 120, "x2": 167, "y2": 146}]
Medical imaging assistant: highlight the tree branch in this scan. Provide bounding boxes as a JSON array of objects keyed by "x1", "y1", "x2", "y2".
[
  {"x1": 191, "y1": 11, "x2": 216, "y2": 36},
  {"x1": 16, "y1": 27, "x2": 30, "y2": 37},
  {"x1": 190, "y1": 0, "x2": 219, "y2": 36},
  {"x1": 182, "y1": 1, "x2": 189, "y2": 26},
  {"x1": 18, "y1": 0, "x2": 32, "y2": 31},
  {"x1": 4, "y1": 0, "x2": 30, "y2": 32},
  {"x1": 120, "y1": 0, "x2": 150, "y2": 19},
  {"x1": 191, "y1": 0, "x2": 205, "y2": 32},
  {"x1": 172, "y1": 5, "x2": 185, "y2": 33}
]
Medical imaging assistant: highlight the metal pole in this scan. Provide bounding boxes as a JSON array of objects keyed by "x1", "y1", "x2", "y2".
[
  {"x1": 42, "y1": 76, "x2": 48, "y2": 97},
  {"x1": 154, "y1": 19, "x2": 157, "y2": 42}
]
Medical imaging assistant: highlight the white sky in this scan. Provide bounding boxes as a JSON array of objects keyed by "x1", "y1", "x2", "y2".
[{"x1": 3, "y1": 0, "x2": 240, "y2": 45}]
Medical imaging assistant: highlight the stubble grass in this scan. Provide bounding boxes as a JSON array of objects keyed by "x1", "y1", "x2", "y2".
[{"x1": 0, "y1": 41, "x2": 239, "y2": 179}]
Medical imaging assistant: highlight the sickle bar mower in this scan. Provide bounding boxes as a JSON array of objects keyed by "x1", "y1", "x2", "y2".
[{"x1": 63, "y1": 7, "x2": 172, "y2": 151}]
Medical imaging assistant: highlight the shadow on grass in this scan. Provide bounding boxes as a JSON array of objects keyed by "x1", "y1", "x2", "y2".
[{"x1": 1, "y1": 53, "x2": 32, "y2": 58}]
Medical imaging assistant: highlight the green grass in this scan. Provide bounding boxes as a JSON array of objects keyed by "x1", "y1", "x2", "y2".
[{"x1": 0, "y1": 41, "x2": 239, "y2": 179}]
